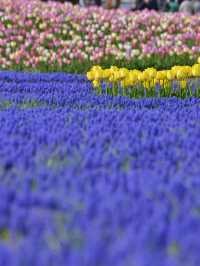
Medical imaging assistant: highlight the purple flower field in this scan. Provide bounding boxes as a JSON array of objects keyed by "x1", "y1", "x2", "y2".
[{"x1": 1, "y1": 71, "x2": 200, "y2": 266}]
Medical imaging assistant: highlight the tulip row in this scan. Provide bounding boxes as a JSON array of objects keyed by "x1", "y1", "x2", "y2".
[
  {"x1": 0, "y1": 0, "x2": 200, "y2": 72},
  {"x1": 87, "y1": 57, "x2": 200, "y2": 98}
]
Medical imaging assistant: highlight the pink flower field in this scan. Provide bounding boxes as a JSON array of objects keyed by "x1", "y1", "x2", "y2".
[{"x1": 0, "y1": 0, "x2": 200, "y2": 72}]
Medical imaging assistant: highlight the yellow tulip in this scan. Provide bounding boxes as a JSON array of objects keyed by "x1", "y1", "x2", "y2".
[
  {"x1": 163, "y1": 80, "x2": 170, "y2": 88},
  {"x1": 119, "y1": 68, "x2": 129, "y2": 78},
  {"x1": 143, "y1": 81, "x2": 150, "y2": 89},
  {"x1": 180, "y1": 80, "x2": 187, "y2": 89},
  {"x1": 87, "y1": 71, "x2": 94, "y2": 81},
  {"x1": 192, "y1": 64, "x2": 200, "y2": 77},
  {"x1": 171, "y1": 65, "x2": 181, "y2": 72},
  {"x1": 156, "y1": 71, "x2": 167, "y2": 80},
  {"x1": 172, "y1": 66, "x2": 192, "y2": 79},
  {"x1": 132, "y1": 69, "x2": 141, "y2": 75},
  {"x1": 129, "y1": 71, "x2": 138, "y2": 83},
  {"x1": 143, "y1": 71, "x2": 151, "y2": 81},
  {"x1": 110, "y1": 66, "x2": 119, "y2": 73},
  {"x1": 183, "y1": 66, "x2": 192, "y2": 77},
  {"x1": 91, "y1": 65, "x2": 102, "y2": 72},
  {"x1": 176, "y1": 69, "x2": 187, "y2": 79},
  {"x1": 151, "y1": 79, "x2": 157, "y2": 87},
  {"x1": 113, "y1": 71, "x2": 121, "y2": 82},
  {"x1": 144, "y1": 68, "x2": 157, "y2": 79},
  {"x1": 92, "y1": 80, "x2": 100, "y2": 88},
  {"x1": 167, "y1": 70, "x2": 176, "y2": 80},
  {"x1": 109, "y1": 75, "x2": 115, "y2": 83},
  {"x1": 102, "y1": 69, "x2": 111, "y2": 79},
  {"x1": 94, "y1": 70, "x2": 103, "y2": 80},
  {"x1": 153, "y1": 78, "x2": 157, "y2": 86},
  {"x1": 171, "y1": 66, "x2": 181, "y2": 77},
  {"x1": 138, "y1": 72, "x2": 148, "y2": 82},
  {"x1": 121, "y1": 78, "x2": 130, "y2": 88}
]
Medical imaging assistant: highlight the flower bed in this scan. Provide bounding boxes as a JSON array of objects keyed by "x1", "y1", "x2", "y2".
[
  {"x1": 0, "y1": 71, "x2": 200, "y2": 265},
  {"x1": 0, "y1": 0, "x2": 200, "y2": 72},
  {"x1": 87, "y1": 59, "x2": 200, "y2": 98},
  {"x1": 1, "y1": 1, "x2": 200, "y2": 264}
]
